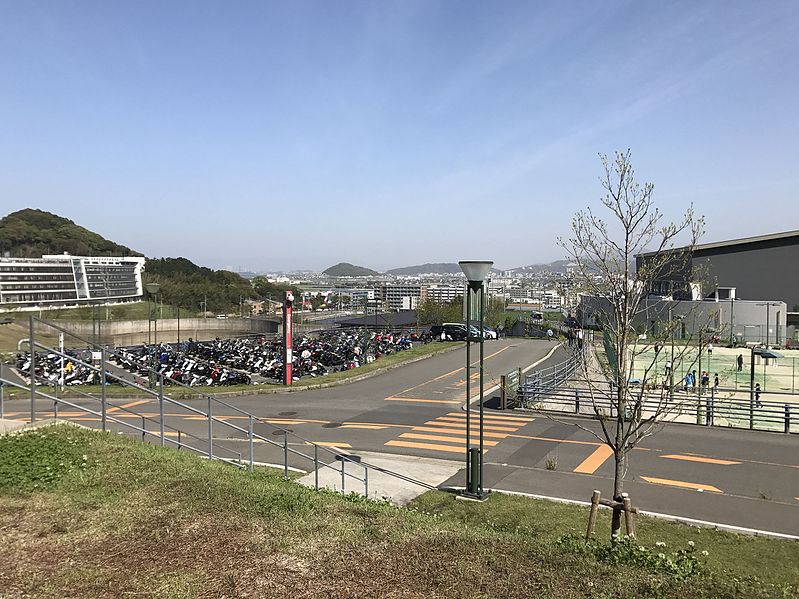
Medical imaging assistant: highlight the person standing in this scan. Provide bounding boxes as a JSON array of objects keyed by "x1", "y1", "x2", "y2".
[
  {"x1": 755, "y1": 382, "x2": 762, "y2": 408},
  {"x1": 737, "y1": 354, "x2": 744, "y2": 372},
  {"x1": 714, "y1": 373, "x2": 719, "y2": 389},
  {"x1": 707, "y1": 342, "x2": 713, "y2": 356}
]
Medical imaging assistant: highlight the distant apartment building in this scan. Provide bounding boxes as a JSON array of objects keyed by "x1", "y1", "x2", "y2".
[
  {"x1": 0, "y1": 255, "x2": 146, "y2": 309},
  {"x1": 347, "y1": 288, "x2": 375, "y2": 307},
  {"x1": 426, "y1": 284, "x2": 464, "y2": 303},
  {"x1": 377, "y1": 283, "x2": 427, "y2": 310},
  {"x1": 508, "y1": 287, "x2": 531, "y2": 302}
]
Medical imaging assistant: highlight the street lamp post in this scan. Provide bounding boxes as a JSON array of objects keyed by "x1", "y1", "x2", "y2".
[
  {"x1": 459, "y1": 260, "x2": 493, "y2": 500},
  {"x1": 145, "y1": 282, "x2": 161, "y2": 346},
  {"x1": 144, "y1": 282, "x2": 161, "y2": 389}
]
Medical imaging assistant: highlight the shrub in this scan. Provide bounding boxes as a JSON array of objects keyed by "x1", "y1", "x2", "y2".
[
  {"x1": 556, "y1": 534, "x2": 706, "y2": 580},
  {"x1": 0, "y1": 426, "x2": 92, "y2": 492}
]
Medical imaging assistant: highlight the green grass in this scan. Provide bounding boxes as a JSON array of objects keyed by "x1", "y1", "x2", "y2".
[
  {"x1": 0, "y1": 425, "x2": 796, "y2": 598},
  {"x1": 408, "y1": 491, "x2": 799, "y2": 588}
]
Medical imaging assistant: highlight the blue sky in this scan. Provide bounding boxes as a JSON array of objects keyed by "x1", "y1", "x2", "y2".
[{"x1": 1, "y1": 1, "x2": 797, "y2": 271}]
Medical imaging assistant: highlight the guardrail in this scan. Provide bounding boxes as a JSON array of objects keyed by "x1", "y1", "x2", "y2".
[
  {"x1": 0, "y1": 316, "x2": 435, "y2": 497},
  {"x1": 516, "y1": 346, "x2": 586, "y2": 408},
  {"x1": 523, "y1": 383, "x2": 798, "y2": 434}
]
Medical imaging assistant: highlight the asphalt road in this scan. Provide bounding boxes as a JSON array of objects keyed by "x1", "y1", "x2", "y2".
[{"x1": 4, "y1": 338, "x2": 798, "y2": 536}]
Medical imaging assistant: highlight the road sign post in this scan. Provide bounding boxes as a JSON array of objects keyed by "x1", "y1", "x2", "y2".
[{"x1": 283, "y1": 291, "x2": 294, "y2": 386}]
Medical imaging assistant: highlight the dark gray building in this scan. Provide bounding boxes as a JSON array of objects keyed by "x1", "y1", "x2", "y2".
[
  {"x1": 578, "y1": 295, "x2": 788, "y2": 346},
  {"x1": 637, "y1": 230, "x2": 799, "y2": 310}
]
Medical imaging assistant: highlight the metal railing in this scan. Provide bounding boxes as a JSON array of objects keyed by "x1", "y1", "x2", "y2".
[
  {"x1": 1, "y1": 316, "x2": 435, "y2": 497},
  {"x1": 516, "y1": 346, "x2": 586, "y2": 408},
  {"x1": 524, "y1": 383, "x2": 798, "y2": 434}
]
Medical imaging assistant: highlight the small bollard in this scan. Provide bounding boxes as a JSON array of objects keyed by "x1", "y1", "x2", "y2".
[
  {"x1": 586, "y1": 490, "x2": 601, "y2": 540},
  {"x1": 785, "y1": 404, "x2": 791, "y2": 435},
  {"x1": 575, "y1": 389, "x2": 580, "y2": 414},
  {"x1": 622, "y1": 492, "x2": 636, "y2": 538}
]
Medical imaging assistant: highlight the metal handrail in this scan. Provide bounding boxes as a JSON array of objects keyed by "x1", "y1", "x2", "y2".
[
  {"x1": 29, "y1": 345, "x2": 367, "y2": 482},
  {"x1": 517, "y1": 346, "x2": 586, "y2": 407},
  {"x1": 0, "y1": 374, "x2": 243, "y2": 462},
  {"x1": 34, "y1": 377, "x2": 243, "y2": 459},
  {"x1": 520, "y1": 383, "x2": 796, "y2": 433},
  {"x1": 11, "y1": 316, "x2": 436, "y2": 495}
]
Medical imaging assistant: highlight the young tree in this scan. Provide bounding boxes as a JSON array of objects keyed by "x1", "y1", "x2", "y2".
[{"x1": 560, "y1": 150, "x2": 706, "y2": 538}]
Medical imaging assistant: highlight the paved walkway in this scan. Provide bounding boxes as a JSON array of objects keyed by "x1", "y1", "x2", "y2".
[
  {"x1": 296, "y1": 450, "x2": 462, "y2": 504},
  {"x1": 0, "y1": 418, "x2": 27, "y2": 434}
]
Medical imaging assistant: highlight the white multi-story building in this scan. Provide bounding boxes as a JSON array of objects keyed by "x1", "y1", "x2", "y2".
[
  {"x1": 378, "y1": 283, "x2": 426, "y2": 311},
  {"x1": 0, "y1": 254, "x2": 146, "y2": 309},
  {"x1": 426, "y1": 284, "x2": 464, "y2": 303}
]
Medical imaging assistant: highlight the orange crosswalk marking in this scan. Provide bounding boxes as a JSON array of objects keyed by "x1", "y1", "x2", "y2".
[
  {"x1": 641, "y1": 476, "x2": 722, "y2": 493},
  {"x1": 426, "y1": 419, "x2": 517, "y2": 432},
  {"x1": 573, "y1": 445, "x2": 614, "y2": 474},
  {"x1": 385, "y1": 440, "x2": 466, "y2": 454},
  {"x1": 399, "y1": 432, "x2": 498, "y2": 446},
  {"x1": 411, "y1": 426, "x2": 508, "y2": 439},
  {"x1": 445, "y1": 412, "x2": 533, "y2": 424},
  {"x1": 661, "y1": 454, "x2": 740, "y2": 466}
]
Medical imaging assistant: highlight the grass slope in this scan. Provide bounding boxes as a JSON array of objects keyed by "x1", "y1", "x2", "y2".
[{"x1": 1, "y1": 425, "x2": 796, "y2": 598}]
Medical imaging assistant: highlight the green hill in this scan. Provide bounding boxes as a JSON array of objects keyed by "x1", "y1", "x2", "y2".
[
  {"x1": 144, "y1": 257, "x2": 256, "y2": 313},
  {"x1": 323, "y1": 262, "x2": 379, "y2": 277},
  {"x1": 0, "y1": 209, "x2": 259, "y2": 314},
  {"x1": 0, "y1": 209, "x2": 140, "y2": 258},
  {"x1": 386, "y1": 262, "x2": 462, "y2": 275}
]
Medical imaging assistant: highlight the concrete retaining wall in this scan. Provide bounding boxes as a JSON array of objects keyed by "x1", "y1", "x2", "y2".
[{"x1": 33, "y1": 317, "x2": 279, "y2": 346}]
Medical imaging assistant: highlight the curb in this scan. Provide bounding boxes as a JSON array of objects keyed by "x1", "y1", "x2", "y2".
[{"x1": 484, "y1": 488, "x2": 799, "y2": 541}]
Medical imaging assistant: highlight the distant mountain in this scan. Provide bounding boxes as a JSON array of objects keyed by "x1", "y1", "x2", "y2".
[
  {"x1": 505, "y1": 260, "x2": 572, "y2": 274},
  {"x1": 323, "y1": 262, "x2": 379, "y2": 277},
  {"x1": 386, "y1": 263, "x2": 462, "y2": 275},
  {"x1": 0, "y1": 209, "x2": 141, "y2": 258}
]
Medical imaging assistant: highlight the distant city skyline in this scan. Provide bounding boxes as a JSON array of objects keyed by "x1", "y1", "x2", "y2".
[{"x1": 1, "y1": 2, "x2": 797, "y2": 271}]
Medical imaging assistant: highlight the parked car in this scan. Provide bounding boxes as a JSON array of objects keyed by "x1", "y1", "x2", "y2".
[
  {"x1": 430, "y1": 324, "x2": 468, "y2": 341},
  {"x1": 482, "y1": 327, "x2": 498, "y2": 339},
  {"x1": 440, "y1": 323, "x2": 489, "y2": 341}
]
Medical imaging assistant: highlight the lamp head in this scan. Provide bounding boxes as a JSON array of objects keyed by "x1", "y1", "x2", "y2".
[{"x1": 459, "y1": 260, "x2": 493, "y2": 288}]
